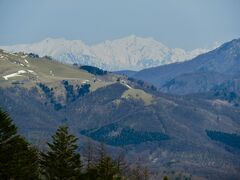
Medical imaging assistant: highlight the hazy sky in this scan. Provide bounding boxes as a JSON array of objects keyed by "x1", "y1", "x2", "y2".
[{"x1": 0, "y1": 0, "x2": 239, "y2": 50}]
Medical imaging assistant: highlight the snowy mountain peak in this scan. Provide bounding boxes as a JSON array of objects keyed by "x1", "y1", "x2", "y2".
[{"x1": 0, "y1": 36, "x2": 216, "y2": 71}]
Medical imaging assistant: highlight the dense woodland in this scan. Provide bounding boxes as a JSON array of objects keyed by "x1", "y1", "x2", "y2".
[
  {"x1": 79, "y1": 65, "x2": 107, "y2": 76},
  {"x1": 206, "y1": 130, "x2": 240, "y2": 149},
  {"x1": 0, "y1": 108, "x2": 156, "y2": 180},
  {"x1": 80, "y1": 123, "x2": 169, "y2": 146}
]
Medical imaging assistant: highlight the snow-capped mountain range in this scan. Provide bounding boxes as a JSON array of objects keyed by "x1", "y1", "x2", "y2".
[{"x1": 0, "y1": 35, "x2": 217, "y2": 71}]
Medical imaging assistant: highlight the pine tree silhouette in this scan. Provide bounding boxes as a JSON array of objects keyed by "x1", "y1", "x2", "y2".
[
  {"x1": 40, "y1": 126, "x2": 82, "y2": 180},
  {"x1": 0, "y1": 108, "x2": 39, "y2": 180}
]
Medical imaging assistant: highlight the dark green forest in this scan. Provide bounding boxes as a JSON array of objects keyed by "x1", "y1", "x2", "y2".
[
  {"x1": 0, "y1": 108, "x2": 152, "y2": 180},
  {"x1": 79, "y1": 65, "x2": 107, "y2": 76},
  {"x1": 80, "y1": 123, "x2": 169, "y2": 146},
  {"x1": 206, "y1": 130, "x2": 240, "y2": 149}
]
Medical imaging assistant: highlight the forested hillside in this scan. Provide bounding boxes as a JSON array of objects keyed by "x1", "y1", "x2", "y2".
[{"x1": 0, "y1": 50, "x2": 240, "y2": 179}]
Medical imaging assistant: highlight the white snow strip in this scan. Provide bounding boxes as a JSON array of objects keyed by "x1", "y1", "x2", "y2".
[
  {"x1": 24, "y1": 59, "x2": 29, "y2": 64},
  {"x1": 18, "y1": 70, "x2": 26, "y2": 73},
  {"x1": 3, "y1": 74, "x2": 23, "y2": 80},
  {"x1": 20, "y1": 63, "x2": 25, "y2": 66},
  {"x1": 123, "y1": 83, "x2": 132, "y2": 89},
  {"x1": 27, "y1": 69, "x2": 37, "y2": 75},
  {"x1": 21, "y1": 55, "x2": 28, "y2": 58},
  {"x1": 3, "y1": 70, "x2": 27, "y2": 80},
  {"x1": 82, "y1": 80, "x2": 90, "y2": 84}
]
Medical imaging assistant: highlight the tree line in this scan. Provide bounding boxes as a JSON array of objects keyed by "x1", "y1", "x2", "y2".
[{"x1": 0, "y1": 108, "x2": 152, "y2": 180}]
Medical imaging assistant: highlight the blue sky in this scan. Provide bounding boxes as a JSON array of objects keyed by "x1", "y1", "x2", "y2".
[{"x1": 0, "y1": 0, "x2": 239, "y2": 50}]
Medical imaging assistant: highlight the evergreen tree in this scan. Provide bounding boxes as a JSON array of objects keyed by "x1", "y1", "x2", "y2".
[
  {"x1": 95, "y1": 144, "x2": 120, "y2": 180},
  {"x1": 96, "y1": 155, "x2": 119, "y2": 180},
  {"x1": 163, "y1": 176, "x2": 169, "y2": 180},
  {"x1": 0, "y1": 108, "x2": 39, "y2": 180},
  {"x1": 40, "y1": 126, "x2": 82, "y2": 180}
]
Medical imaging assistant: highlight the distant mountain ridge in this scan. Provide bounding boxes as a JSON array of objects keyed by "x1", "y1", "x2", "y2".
[
  {"x1": 0, "y1": 35, "x2": 215, "y2": 71},
  {"x1": 132, "y1": 38, "x2": 240, "y2": 95}
]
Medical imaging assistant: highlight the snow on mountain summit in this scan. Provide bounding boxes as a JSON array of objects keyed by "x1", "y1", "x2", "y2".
[{"x1": 0, "y1": 36, "x2": 215, "y2": 71}]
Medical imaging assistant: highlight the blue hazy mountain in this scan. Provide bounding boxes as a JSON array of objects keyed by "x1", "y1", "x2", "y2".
[{"x1": 132, "y1": 38, "x2": 240, "y2": 95}]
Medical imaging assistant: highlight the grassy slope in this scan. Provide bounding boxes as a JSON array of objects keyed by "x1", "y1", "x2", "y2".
[{"x1": 0, "y1": 49, "x2": 153, "y2": 104}]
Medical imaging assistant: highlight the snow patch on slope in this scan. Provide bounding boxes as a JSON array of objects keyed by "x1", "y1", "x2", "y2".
[
  {"x1": 3, "y1": 70, "x2": 27, "y2": 80},
  {"x1": 2, "y1": 69, "x2": 37, "y2": 80}
]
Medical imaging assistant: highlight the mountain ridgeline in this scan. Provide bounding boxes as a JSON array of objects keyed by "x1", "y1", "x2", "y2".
[
  {"x1": 0, "y1": 36, "x2": 212, "y2": 71},
  {"x1": 132, "y1": 38, "x2": 240, "y2": 96}
]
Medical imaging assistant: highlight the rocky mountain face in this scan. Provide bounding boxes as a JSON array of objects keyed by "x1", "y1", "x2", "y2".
[
  {"x1": 132, "y1": 38, "x2": 240, "y2": 96},
  {"x1": 0, "y1": 50, "x2": 240, "y2": 179},
  {"x1": 0, "y1": 35, "x2": 212, "y2": 71}
]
